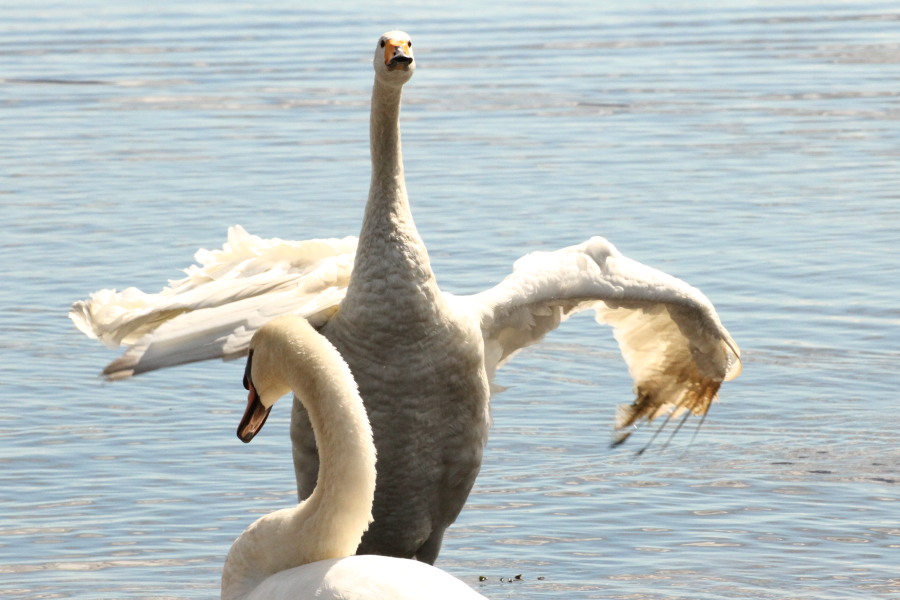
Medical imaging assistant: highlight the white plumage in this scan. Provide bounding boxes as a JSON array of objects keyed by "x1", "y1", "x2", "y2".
[
  {"x1": 230, "y1": 556, "x2": 487, "y2": 600},
  {"x1": 71, "y1": 30, "x2": 741, "y2": 564},
  {"x1": 222, "y1": 315, "x2": 485, "y2": 600}
]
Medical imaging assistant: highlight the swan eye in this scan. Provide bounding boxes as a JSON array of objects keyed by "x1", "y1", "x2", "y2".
[
  {"x1": 407, "y1": 40, "x2": 412, "y2": 48},
  {"x1": 380, "y1": 39, "x2": 386, "y2": 48},
  {"x1": 243, "y1": 350, "x2": 254, "y2": 391}
]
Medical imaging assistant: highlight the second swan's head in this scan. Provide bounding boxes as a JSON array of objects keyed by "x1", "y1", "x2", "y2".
[
  {"x1": 373, "y1": 30, "x2": 415, "y2": 84},
  {"x1": 237, "y1": 315, "x2": 318, "y2": 443}
]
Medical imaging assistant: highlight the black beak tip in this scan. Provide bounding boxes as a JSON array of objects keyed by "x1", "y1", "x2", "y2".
[{"x1": 390, "y1": 56, "x2": 413, "y2": 66}]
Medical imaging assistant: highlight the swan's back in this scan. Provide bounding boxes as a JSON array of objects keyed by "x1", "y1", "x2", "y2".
[{"x1": 242, "y1": 555, "x2": 487, "y2": 600}]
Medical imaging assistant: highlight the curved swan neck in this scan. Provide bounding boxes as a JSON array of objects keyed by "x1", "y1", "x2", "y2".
[
  {"x1": 222, "y1": 318, "x2": 376, "y2": 600},
  {"x1": 281, "y1": 332, "x2": 375, "y2": 519}
]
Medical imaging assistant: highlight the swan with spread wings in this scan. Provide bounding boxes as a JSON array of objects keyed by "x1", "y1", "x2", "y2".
[{"x1": 70, "y1": 31, "x2": 741, "y2": 565}]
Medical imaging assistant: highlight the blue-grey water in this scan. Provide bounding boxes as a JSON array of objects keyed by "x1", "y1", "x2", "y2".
[{"x1": 3, "y1": 1, "x2": 899, "y2": 598}]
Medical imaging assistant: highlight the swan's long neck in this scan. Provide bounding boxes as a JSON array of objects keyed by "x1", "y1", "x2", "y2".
[
  {"x1": 368, "y1": 82, "x2": 406, "y2": 210},
  {"x1": 222, "y1": 323, "x2": 376, "y2": 600},
  {"x1": 284, "y1": 337, "x2": 375, "y2": 543},
  {"x1": 339, "y1": 78, "x2": 442, "y2": 325}
]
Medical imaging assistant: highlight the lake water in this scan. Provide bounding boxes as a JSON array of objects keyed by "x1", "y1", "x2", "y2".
[{"x1": 2, "y1": 1, "x2": 899, "y2": 598}]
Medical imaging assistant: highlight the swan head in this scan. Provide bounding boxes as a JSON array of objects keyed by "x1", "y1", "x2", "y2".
[
  {"x1": 237, "y1": 317, "x2": 301, "y2": 443},
  {"x1": 373, "y1": 31, "x2": 415, "y2": 84}
]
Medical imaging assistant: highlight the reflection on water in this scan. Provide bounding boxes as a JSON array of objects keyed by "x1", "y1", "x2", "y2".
[{"x1": 2, "y1": 1, "x2": 899, "y2": 598}]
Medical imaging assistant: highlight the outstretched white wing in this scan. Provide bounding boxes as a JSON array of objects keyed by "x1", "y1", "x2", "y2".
[
  {"x1": 69, "y1": 225, "x2": 355, "y2": 379},
  {"x1": 70, "y1": 229, "x2": 740, "y2": 443},
  {"x1": 465, "y1": 236, "x2": 741, "y2": 444}
]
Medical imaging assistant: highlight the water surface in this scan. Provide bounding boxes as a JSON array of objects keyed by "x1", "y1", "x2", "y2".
[{"x1": 2, "y1": 1, "x2": 899, "y2": 598}]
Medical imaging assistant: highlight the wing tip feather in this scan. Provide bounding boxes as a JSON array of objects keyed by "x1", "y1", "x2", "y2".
[
  {"x1": 612, "y1": 379, "x2": 723, "y2": 449},
  {"x1": 102, "y1": 356, "x2": 137, "y2": 381}
]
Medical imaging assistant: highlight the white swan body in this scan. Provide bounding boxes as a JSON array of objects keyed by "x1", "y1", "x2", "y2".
[
  {"x1": 313, "y1": 31, "x2": 490, "y2": 562},
  {"x1": 222, "y1": 314, "x2": 485, "y2": 599},
  {"x1": 70, "y1": 32, "x2": 741, "y2": 564},
  {"x1": 235, "y1": 555, "x2": 487, "y2": 600}
]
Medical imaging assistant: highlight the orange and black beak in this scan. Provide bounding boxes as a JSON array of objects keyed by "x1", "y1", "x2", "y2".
[
  {"x1": 384, "y1": 38, "x2": 413, "y2": 70},
  {"x1": 237, "y1": 350, "x2": 271, "y2": 443}
]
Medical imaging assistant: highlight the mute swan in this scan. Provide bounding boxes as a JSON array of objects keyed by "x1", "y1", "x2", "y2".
[
  {"x1": 70, "y1": 31, "x2": 741, "y2": 564},
  {"x1": 222, "y1": 314, "x2": 486, "y2": 600}
]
